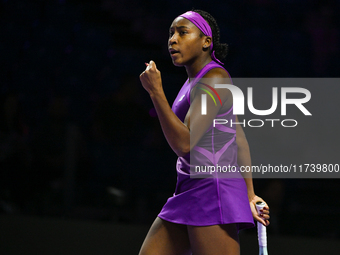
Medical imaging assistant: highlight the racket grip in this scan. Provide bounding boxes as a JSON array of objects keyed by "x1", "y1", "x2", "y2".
[{"x1": 255, "y1": 201, "x2": 267, "y2": 247}]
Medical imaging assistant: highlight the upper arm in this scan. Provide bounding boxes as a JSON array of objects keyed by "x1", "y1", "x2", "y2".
[
  {"x1": 184, "y1": 68, "x2": 233, "y2": 150},
  {"x1": 235, "y1": 115, "x2": 249, "y2": 150}
]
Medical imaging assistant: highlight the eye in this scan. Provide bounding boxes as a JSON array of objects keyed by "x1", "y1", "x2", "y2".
[{"x1": 180, "y1": 31, "x2": 187, "y2": 35}]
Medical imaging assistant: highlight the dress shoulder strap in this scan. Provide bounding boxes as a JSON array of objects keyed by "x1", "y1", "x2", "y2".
[
  {"x1": 186, "y1": 61, "x2": 227, "y2": 103},
  {"x1": 196, "y1": 61, "x2": 225, "y2": 79}
]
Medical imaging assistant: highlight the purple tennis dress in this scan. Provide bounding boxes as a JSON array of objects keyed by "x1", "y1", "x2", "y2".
[{"x1": 158, "y1": 61, "x2": 255, "y2": 231}]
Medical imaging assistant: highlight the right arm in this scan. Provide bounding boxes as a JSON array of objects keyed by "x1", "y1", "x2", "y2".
[
  {"x1": 140, "y1": 61, "x2": 231, "y2": 157},
  {"x1": 140, "y1": 61, "x2": 190, "y2": 157}
]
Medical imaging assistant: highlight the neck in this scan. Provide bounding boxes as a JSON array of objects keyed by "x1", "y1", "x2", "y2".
[{"x1": 185, "y1": 56, "x2": 212, "y2": 78}]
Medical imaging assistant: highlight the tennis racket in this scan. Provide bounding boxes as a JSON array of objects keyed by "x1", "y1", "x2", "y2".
[{"x1": 255, "y1": 201, "x2": 268, "y2": 255}]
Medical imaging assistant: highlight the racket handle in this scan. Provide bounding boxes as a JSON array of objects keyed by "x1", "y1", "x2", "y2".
[
  {"x1": 259, "y1": 246, "x2": 268, "y2": 255},
  {"x1": 255, "y1": 201, "x2": 267, "y2": 247}
]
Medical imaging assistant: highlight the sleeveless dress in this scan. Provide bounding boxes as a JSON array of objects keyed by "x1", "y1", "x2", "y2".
[{"x1": 158, "y1": 61, "x2": 255, "y2": 231}]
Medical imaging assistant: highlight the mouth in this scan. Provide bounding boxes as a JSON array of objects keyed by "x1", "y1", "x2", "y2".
[{"x1": 169, "y1": 48, "x2": 180, "y2": 55}]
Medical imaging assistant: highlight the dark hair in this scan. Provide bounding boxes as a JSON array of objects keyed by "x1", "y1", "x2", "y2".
[{"x1": 192, "y1": 9, "x2": 229, "y2": 61}]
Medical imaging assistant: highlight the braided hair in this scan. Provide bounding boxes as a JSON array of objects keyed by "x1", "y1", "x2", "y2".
[{"x1": 192, "y1": 9, "x2": 229, "y2": 61}]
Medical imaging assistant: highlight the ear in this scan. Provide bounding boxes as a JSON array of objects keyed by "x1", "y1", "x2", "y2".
[{"x1": 202, "y1": 36, "x2": 212, "y2": 50}]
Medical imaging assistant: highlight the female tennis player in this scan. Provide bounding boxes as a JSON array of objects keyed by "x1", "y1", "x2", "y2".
[{"x1": 139, "y1": 10, "x2": 270, "y2": 255}]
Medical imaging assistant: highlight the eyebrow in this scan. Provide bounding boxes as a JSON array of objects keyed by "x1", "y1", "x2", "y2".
[{"x1": 169, "y1": 25, "x2": 190, "y2": 30}]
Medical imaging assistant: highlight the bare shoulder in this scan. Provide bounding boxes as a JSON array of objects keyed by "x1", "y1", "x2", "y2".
[
  {"x1": 197, "y1": 66, "x2": 232, "y2": 105},
  {"x1": 203, "y1": 67, "x2": 230, "y2": 79}
]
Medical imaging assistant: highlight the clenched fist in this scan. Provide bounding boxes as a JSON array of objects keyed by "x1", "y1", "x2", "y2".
[{"x1": 140, "y1": 60, "x2": 163, "y2": 96}]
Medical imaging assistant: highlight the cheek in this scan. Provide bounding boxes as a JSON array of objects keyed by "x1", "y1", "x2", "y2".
[
  {"x1": 185, "y1": 44, "x2": 201, "y2": 58},
  {"x1": 183, "y1": 38, "x2": 202, "y2": 54}
]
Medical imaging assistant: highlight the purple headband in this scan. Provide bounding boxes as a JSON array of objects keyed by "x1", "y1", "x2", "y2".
[{"x1": 179, "y1": 11, "x2": 224, "y2": 65}]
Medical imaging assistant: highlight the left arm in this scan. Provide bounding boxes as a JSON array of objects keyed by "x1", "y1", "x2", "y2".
[{"x1": 235, "y1": 115, "x2": 270, "y2": 226}]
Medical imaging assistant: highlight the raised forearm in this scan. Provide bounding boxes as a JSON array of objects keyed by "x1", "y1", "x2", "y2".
[
  {"x1": 140, "y1": 61, "x2": 190, "y2": 157},
  {"x1": 150, "y1": 89, "x2": 190, "y2": 157}
]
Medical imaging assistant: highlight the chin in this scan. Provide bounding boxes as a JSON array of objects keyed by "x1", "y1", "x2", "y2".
[
  {"x1": 172, "y1": 59, "x2": 185, "y2": 67},
  {"x1": 173, "y1": 62, "x2": 184, "y2": 67}
]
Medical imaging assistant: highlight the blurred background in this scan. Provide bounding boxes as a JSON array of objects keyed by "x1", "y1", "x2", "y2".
[{"x1": 0, "y1": 0, "x2": 339, "y2": 254}]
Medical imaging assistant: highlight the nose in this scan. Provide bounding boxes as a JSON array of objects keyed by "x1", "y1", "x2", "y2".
[{"x1": 168, "y1": 33, "x2": 177, "y2": 46}]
